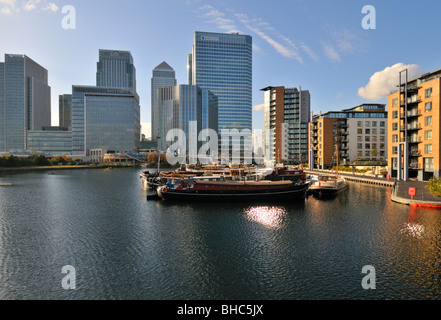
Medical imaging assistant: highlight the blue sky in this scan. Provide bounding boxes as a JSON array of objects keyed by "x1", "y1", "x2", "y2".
[{"x1": 1, "y1": 0, "x2": 441, "y2": 138}]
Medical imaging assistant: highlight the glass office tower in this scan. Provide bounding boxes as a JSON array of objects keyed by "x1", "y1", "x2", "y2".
[
  {"x1": 96, "y1": 49, "x2": 136, "y2": 91},
  {"x1": 189, "y1": 31, "x2": 252, "y2": 133},
  {"x1": 59, "y1": 94, "x2": 72, "y2": 130},
  {"x1": 0, "y1": 54, "x2": 51, "y2": 152},
  {"x1": 151, "y1": 61, "x2": 176, "y2": 141},
  {"x1": 157, "y1": 85, "x2": 218, "y2": 154},
  {"x1": 72, "y1": 86, "x2": 140, "y2": 156}
]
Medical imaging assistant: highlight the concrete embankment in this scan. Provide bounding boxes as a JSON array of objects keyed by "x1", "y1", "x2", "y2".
[{"x1": 306, "y1": 169, "x2": 441, "y2": 208}]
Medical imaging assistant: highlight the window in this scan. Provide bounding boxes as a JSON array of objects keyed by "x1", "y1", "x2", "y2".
[
  {"x1": 372, "y1": 136, "x2": 377, "y2": 142},
  {"x1": 392, "y1": 146, "x2": 398, "y2": 155},
  {"x1": 365, "y1": 121, "x2": 370, "y2": 127},
  {"x1": 333, "y1": 121, "x2": 338, "y2": 127},
  {"x1": 425, "y1": 88, "x2": 432, "y2": 98},
  {"x1": 425, "y1": 158, "x2": 434, "y2": 169},
  {"x1": 372, "y1": 121, "x2": 377, "y2": 127},
  {"x1": 357, "y1": 150, "x2": 363, "y2": 157},
  {"x1": 425, "y1": 130, "x2": 432, "y2": 140},
  {"x1": 425, "y1": 144, "x2": 432, "y2": 154},
  {"x1": 365, "y1": 129, "x2": 370, "y2": 134},
  {"x1": 365, "y1": 151, "x2": 370, "y2": 157},
  {"x1": 392, "y1": 98, "x2": 398, "y2": 107},
  {"x1": 425, "y1": 116, "x2": 432, "y2": 126},
  {"x1": 380, "y1": 129, "x2": 385, "y2": 135},
  {"x1": 392, "y1": 134, "x2": 398, "y2": 143},
  {"x1": 380, "y1": 143, "x2": 385, "y2": 149},
  {"x1": 380, "y1": 136, "x2": 385, "y2": 142},
  {"x1": 425, "y1": 102, "x2": 432, "y2": 112},
  {"x1": 357, "y1": 136, "x2": 362, "y2": 141},
  {"x1": 365, "y1": 143, "x2": 370, "y2": 149},
  {"x1": 357, "y1": 128, "x2": 363, "y2": 134},
  {"x1": 392, "y1": 111, "x2": 398, "y2": 119},
  {"x1": 380, "y1": 121, "x2": 385, "y2": 127},
  {"x1": 332, "y1": 129, "x2": 337, "y2": 134},
  {"x1": 372, "y1": 129, "x2": 377, "y2": 134},
  {"x1": 357, "y1": 121, "x2": 362, "y2": 127},
  {"x1": 365, "y1": 136, "x2": 370, "y2": 142},
  {"x1": 392, "y1": 122, "x2": 398, "y2": 131},
  {"x1": 357, "y1": 143, "x2": 362, "y2": 149}
]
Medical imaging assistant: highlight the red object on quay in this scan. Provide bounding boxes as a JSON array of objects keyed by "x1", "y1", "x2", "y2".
[{"x1": 408, "y1": 187, "x2": 417, "y2": 197}]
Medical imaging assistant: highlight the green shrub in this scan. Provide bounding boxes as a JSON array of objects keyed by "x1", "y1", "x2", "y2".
[{"x1": 427, "y1": 177, "x2": 441, "y2": 197}]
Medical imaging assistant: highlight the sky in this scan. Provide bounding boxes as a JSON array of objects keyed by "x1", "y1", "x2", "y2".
[{"x1": 1, "y1": 0, "x2": 441, "y2": 139}]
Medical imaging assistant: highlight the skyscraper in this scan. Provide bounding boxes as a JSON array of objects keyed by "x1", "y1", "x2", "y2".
[
  {"x1": 157, "y1": 85, "x2": 218, "y2": 155},
  {"x1": 151, "y1": 61, "x2": 176, "y2": 141},
  {"x1": 189, "y1": 31, "x2": 252, "y2": 134},
  {"x1": 0, "y1": 54, "x2": 51, "y2": 152},
  {"x1": 96, "y1": 49, "x2": 136, "y2": 90},
  {"x1": 71, "y1": 50, "x2": 140, "y2": 157},
  {"x1": 59, "y1": 94, "x2": 72, "y2": 129}
]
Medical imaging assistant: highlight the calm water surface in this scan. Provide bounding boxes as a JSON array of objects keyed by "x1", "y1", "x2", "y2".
[{"x1": 0, "y1": 168, "x2": 440, "y2": 300}]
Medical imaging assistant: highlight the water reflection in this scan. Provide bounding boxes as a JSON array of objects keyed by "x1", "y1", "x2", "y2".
[
  {"x1": 400, "y1": 206, "x2": 425, "y2": 239},
  {"x1": 244, "y1": 206, "x2": 287, "y2": 230}
]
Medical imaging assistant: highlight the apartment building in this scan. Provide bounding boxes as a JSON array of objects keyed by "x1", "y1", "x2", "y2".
[
  {"x1": 309, "y1": 104, "x2": 387, "y2": 169},
  {"x1": 262, "y1": 86, "x2": 310, "y2": 164},
  {"x1": 388, "y1": 68, "x2": 441, "y2": 181}
]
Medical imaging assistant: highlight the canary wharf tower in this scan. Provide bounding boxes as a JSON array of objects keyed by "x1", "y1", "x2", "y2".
[{"x1": 189, "y1": 32, "x2": 252, "y2": 134}]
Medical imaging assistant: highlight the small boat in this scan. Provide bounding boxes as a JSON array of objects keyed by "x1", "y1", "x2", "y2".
[
  {"x1": 309, "y1": 175, "x2": 346, "y2": 198},
  {"x1": 0, "y1": 182, "x2": 14, "y2": 186},
  {"x1": 156, "y1": 178, "x2": 309, "y2": 202}
]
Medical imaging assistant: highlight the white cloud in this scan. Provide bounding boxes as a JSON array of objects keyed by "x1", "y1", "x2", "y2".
[
  {"x1": 0, "y1": 6, "x2": 11, "y2": 14},
  {"x1": 235, "y1": 13, "x2": 304, "y2": 63},
  {"x1": 253, "y1": 104, "x2": 265, "y2": 111},
  {"x1": 358, "y1": 63, "x2": 425, "y2": 101},
  {"x1": 198, "y1": 5, "x2": 239, "y2": 33},
  {"x1": 322, "y1": 25, "x2": 361, "y2": 63},
  {"x1": 1, "y1": 0, "x2": 57, "y2": 14},
  {"x1": 322, "y1": 43, "x2": 341, "y2": 63},
  {"x1": 24, "y1": 0, "x2": 40, "y2": 11},
  {"x1": 197, "y1": 5, "x2": 319, "y2": 63},
  {"x1": 42, "y1": 2, "x2": 58, "y2": 12},
  {"x1": 0, "y1": 0, "x2": 15, "y2": 15}
]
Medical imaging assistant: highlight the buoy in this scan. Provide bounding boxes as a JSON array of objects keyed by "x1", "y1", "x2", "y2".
[{"x1": 162, "y1": 187, "x2": 168, "y2": 193}]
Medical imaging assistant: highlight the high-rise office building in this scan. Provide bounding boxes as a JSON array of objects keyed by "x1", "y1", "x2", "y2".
[
  {"x1": 0, "y1": 54, "x2": 51, "y2": 152},
  {"x1": 188, "y1": 31, "x2": 252, "y2": 134},
  {"x1": 151, "y1": 61, "x2": 176, "y2": 141},
  {"x1": 388, "y1": 67, "x2": 441, "y2": 181},
  {"x1": 59, "y1": 94, "x2": 72, "y2": 130},
  {"x1": 71, "y1": 50, "x2": 140, "y2": 157},
  {"x1": 96, "y1": 49, "x2": 136, "y2": 90},
  {"x1": 72, "y1": 86, "x2": 140, "y2": 156},
  {"x1": 261, "y1": 86, "x2": 310, "y2": 164},
  {"x1": 157, "y1": 85, "x2": 218, "y2": 154}
]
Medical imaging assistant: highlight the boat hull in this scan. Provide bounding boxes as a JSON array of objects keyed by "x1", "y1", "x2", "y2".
[
  {"x1": 156, "y1": 183, "x2": 309, "y2": 202},
  {"x1": 309, "y1": 185, "x2": 346, "y2": 197}
]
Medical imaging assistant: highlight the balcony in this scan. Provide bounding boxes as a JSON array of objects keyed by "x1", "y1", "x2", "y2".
[
  {"x1": 409, "y1": 136, "x2": 422, "y2": 144},
  {"x1": 410, "y1": 150, "x2": 422, "y2": 157},
  {"x1": 401, "y1": 110, "x2": 422, "y2": 119},
  {"x1": 401, "y1": 96, "x2": 421, "y2": 106},
  {"x1": 401, "y1": 123, "x2": 422, "y2": 131}
]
